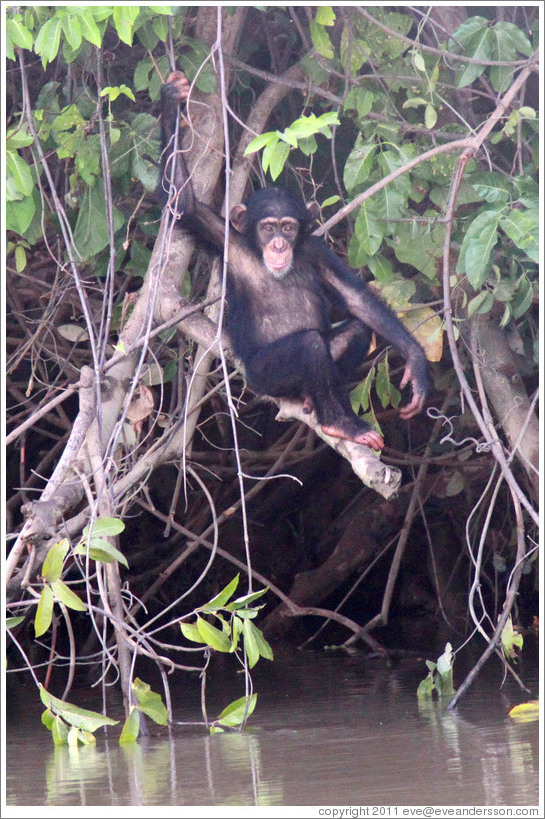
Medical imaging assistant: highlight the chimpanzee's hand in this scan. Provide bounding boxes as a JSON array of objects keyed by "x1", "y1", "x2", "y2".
[
  {"x1": 164, "y1": 70, "x2": 191, "y2": 105},
  {"x1": 398, "y1": 361, "x2": 428, "y2": 419}
]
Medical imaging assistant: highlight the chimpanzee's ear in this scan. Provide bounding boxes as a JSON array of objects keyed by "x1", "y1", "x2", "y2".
[
  {"x1": 230, "y1": 204, "x2": 248, "y2": 233},
  {"x1": 306, "y1": 201, "x2": 321, "y2": 224}
]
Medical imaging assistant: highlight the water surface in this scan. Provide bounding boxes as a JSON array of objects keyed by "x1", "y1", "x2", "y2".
[{"x1": 5, "y1": 645, "x2": 540, "y2": 808}]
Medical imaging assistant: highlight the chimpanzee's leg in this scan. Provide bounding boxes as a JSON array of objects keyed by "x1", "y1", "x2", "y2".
[
  {"x1": 245, "y1": 330, "x2": 383, "y2": 449},
  {"x1": 245, "y1": 330, "x2": 334, "y2": 398},
  {"x1": 329, "y1": 319, "x2": 372, "y2": 378},
  {"x1": 299, "y1": 319, "x2": 371, "y2": 415}
]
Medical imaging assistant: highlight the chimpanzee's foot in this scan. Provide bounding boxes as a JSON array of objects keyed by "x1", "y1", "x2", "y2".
[{"x1": 320, "y1": 423, "x2": 384, "y2": 451}]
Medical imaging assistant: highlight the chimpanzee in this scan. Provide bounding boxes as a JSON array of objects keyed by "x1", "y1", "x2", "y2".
[{"x1": 160, "y1": 71, "x2": 429, "y2": 451}]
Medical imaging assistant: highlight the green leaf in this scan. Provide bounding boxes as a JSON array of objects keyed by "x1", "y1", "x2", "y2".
[
  {"x1": 39, "y1": 685, "x2": 119, "y2": 731},
  {"x1": 73, "y1": 179, "x2": 125, "y2": 260},
  {"x1": 51, "y1": 579, "x2": 87, "y2": 612},
  {"x1": 152, "y1": 15, "x2": 170, "y2": 42},
  {"x1": 78, "y1": 10, "x2": 102, "y2": 47},
  {"x1": 243, "y1": 619, "x2": 274, "y2": 666},
  {"x1": 6, "y1": 17, "x2": 34, "y2": 59},
  {"x1": 6, "y1": 197, "x2": 36, "y2": 236},
  {"x1": 467, "y1": 290, "x2": 494, "y2": 317},
  {"x1": 231, "y1": 615, "x2": 243, "y2": 648},
  {"x1": 100, "y1": 85, "x2": 136, "y2": 102},
  {"x1": 180, "y1": 621, "x2": 204, "y2": 643},
  {"x1": 50, "y1": 103, "x2": 85, "y2": 138},
  {"x1": 350, "y1": 366, "x2": 375, "y2": 414},
  {"x1": 450, "y1": 17, "x2": 492, "y2": 88},
  {"x1": 226, "y1": 586, "x2": 269, "y2": 610},
  {"x1": 457, "y1": 208, "x2": 503, "y2": 288},
  {"x1": 288, "y1": 112, "x2": 339, "y2": 139},
  {"x1": 242, "y1": 618, "x2": 260, "y2": 668},
  {"x1": 200, "y1": 575, "x2": 240, "y2": 611},
  {"x1": 264, "y1": 141, "x2": 290, "y2": 181},
  {"x1": 353, "y1": 202, "x2": 383, "y2": 257},
  {"x1": 343, "y1": 142, "x2": 375, "y2": 191},
  {"x1": 35, "y1": 585, "x2": 54, "y2": 637},
  {"x1": 403, "y1": 96, "x2": 430, "y2": 110},
  {"x1": 34, "y1": 16, "x2": 62, "y2": 67},
  {"x1": 436, "y1": 642, "x2": 453, "y2": 676},
  {"x1": 41, "y1": 538, "x2": 70, "y2": 583},
  {"x1": 83, "y1": 518, "x2": 126, "y2": 539},
  {"x1": 6, "y1": 128, "x2": 34, "y2": 150},
  {"x1": 501, "y1": 615, "x2": 524, "y2": 660},
  {"x1": 494, "y1": 21, "x2": 532, "y2": 57},
  {"x1": 387, "y1": 218, "x2": 444, "y2": 279},
  {"x1": 293, "y1": 135, "x2": 316, "y2": 157},
  {"x1": 119, "y1": 707, "x2": 140, "y2": 744},
  {"x1": 377, "y1": 146, "x2": 414, "y2": 197},
  {"x1": 60, "y1": 12, "x2": 82, "y2": 52},
  {"x1": 315, "y1": 7, "x2": 336, "y2": 26},
  {"x1": 375, "y1": 357, "x2": 393, "y2": 409},
  {"x1": 132, "y1": 678, "x2": 168, "y2": 725},
  {"x1": 76, "y1": 728, "x2": 96, "y2": 746},
  {"x1": 367, "y1": 253, "x2": 395, "y2": 283},
  {"x1": 179, "y1": 46, "x2": 217, "y2": 94},
  {"x1": 424, "y1": 104, "x2": 437, "y2": 130},
  {"x1": 41, "y1": 708, "x2": 55, "y2": 730},
  {"x1": 435, "y1": 642, "x2": 455, "y2": 697},
  {"x1": 232, "y1": 609, "x2": 257, "y2": 620},
  {"x1": 6, "y1": 152, "x2": 33, "y2": 199},
  {"x1": 321, "y1": 195, "x2": 341, "y2": 208},
  {"x1": 413, "y1": 51, "x2": 426, "y2": 73},
  {"x1": 6, "y1": 616, "x2": 25, "y2": 629},
  {"x1": 74, "y1": 539, "x2": 129, "y2": 569},
  {"x1": 500, "y1": 208, "x2": 539, "y2": 262},
  {"x1": 309, "y1": 21, "x2": 334, "y2": 59},
  {"x1": 489, "y1": 25, "x2": 517, "y2": 93},
  {"x1": 216, "y1": 694, "x2": 257, "y2": 727},
  {"x1": 52, "y1": 714, "x2": 69, "y2": 745},
  {"x1": 134, "y1": 58, "x2": 152, "y2": 92},
  {"x1": 15, "y1": 244, "x2": 27, "y2": 272},
  {"x1": 279, "y1": 129, "x2": 299, "y2": 149},
  {"x1": 112, "y1": 6, "x2": 140, "y2": 45},
  {"x1": 344, "y1": 88, "x2": 374, "y2": 119},
  {"x1": 417, "y1": 669, "x2": 435, "y2": 700},
  {"x1": 470, "y1": 171, "x2": 511, "y2": 203},
  {"x1": 244, "y1": 132, "x2": 278, "y2": 156},
  {"x1": 196, "y1": 617, "x2": 232, "y2": 652},
  {"x1": 512, "y1": 275, "x2": 534, "y2": 320}
]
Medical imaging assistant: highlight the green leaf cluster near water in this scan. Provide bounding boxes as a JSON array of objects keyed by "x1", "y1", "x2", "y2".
[
  {"x1": 40, "y1": 685, "x2": 118, "y2": 747},
  {"x1": 33, "y1": 519, "x2": 128, "y2": 639},
  {"x1": 417, "y1": 643, "x2": 456, "y2": 700},
  {"x1": 180, "y1": 575, "x2": 274, "y2": 673}
]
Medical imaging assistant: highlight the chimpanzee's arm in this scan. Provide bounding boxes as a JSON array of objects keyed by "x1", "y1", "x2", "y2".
[
  {"x1": 306, "y1": 237, "x2": 429, "y2": 418},
  {"x1": 159, "y1": 72, "x2": 226, "y2": 251}
]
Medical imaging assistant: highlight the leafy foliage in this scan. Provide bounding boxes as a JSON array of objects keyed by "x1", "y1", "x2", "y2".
[
  {"x1": 40, "y1": 684, "x2": 119, "y2": 746},
  {"x1": 180, "y1": 575, "x2": 274, "y2": 673},
  {"x1": 417, "y1": 643, "x2": 456, "y2": 700}
]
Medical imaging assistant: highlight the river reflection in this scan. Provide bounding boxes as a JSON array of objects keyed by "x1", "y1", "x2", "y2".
[{"x1": 4, "y1": 645, "x2": 540, "y2": 809}]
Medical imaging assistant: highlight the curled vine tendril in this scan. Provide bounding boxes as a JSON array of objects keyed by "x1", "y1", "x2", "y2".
[{"x1": 426, "y1": 407, "x2": 498, "y2": 453}]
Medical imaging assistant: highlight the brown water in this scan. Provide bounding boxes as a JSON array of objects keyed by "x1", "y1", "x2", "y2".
[{"x1": 4, "y1": 646, "x2": 540, "y2": 809}]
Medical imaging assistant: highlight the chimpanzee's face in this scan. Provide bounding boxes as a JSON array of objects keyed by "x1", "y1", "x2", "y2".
[{"x1": 256, "y1": 217, "x2": 300, "y2": 277}]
